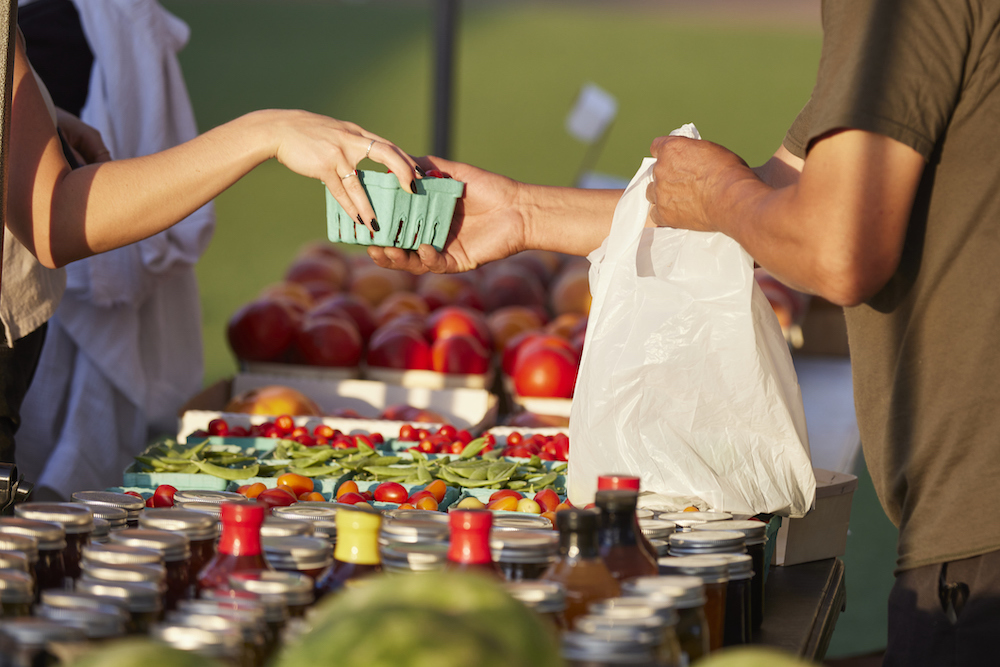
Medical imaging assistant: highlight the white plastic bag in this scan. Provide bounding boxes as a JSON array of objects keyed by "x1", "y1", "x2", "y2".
[{"x1": 568, "y1": 125, "x2": 816, "y2": 517}]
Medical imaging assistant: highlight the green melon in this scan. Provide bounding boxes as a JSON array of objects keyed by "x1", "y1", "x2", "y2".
[{"x1": 69, "y1": 638, "x2": 225, "y2": 667}]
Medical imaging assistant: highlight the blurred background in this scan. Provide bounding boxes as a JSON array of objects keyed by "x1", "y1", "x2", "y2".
[{"x1": 161, "y1": 1, "x2": 894, "y2": 663}]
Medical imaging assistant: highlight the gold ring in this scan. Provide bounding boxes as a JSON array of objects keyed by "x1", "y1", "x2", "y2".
[
  {"x1": 365, "y1": 139, "x2": 376, "y2": 158},
  {"x1": 341, "y1": 170, "x2": 357, "y2": 180}
]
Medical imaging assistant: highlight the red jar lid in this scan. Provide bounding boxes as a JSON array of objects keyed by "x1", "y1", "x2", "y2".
[
  {"x1": 219, "y1": 501, "x2": 265, "y2": 527},
  {"x1": 597, "y1": 474, "x2": 641, "y2": 491},
  {"x1": 447, "y1": 510, "x2": 493, "y2": 565}
]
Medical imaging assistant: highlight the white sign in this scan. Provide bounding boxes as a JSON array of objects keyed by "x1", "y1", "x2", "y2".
[{"x1": 565, "y1": 83, "x2": 618, "y2": 144}]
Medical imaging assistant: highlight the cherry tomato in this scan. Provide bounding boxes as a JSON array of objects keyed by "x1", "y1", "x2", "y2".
[
  {"x1": 423, "y1": 480, "x2": 448, "y2": 503},
  {"x1": 534, "y1": 489, "x2": 560, "y2": 513},
  {"x1": 353, "y1": 434, "x2": 374, "y2": 449},
  {"x1": 332, "y1": 437, "x2": 354, "y2": 449},
  {"x1": 207, "y1": 419, "x2": 229, "y2": 437},
  {"x1": 436, "y1": 424, "x2": 457, "y2": 439},
  {"x1": 506, "y1": 431, "x2": 523, "y2": 446},
  {"x1": 447, "y1": 441, "x2": 465, "y2": 455},
  {"x1": 398, "y1": 424, "x2": 416, "y2": 441},
  {"x1": 277, "y1": 473, "x2": 314, "y2": 497},
  {"x1": 397, "y1": 502, "x2": 416, "y2": 510},
  {"x1": 408, "y1": 490, "x2": 436, "y2": 504},
  {"x1": 257, "y1": 486, "x2": 297, "y2": 509},
  {"x1": 455, "y1": 429, "x2": 473, "y2": 445},
  {"x1": 540, "y1": 511, "x2": 557, "y2": 528},
  {"x1": 336, "y1": 480, "x2": 360, "y2": 500},
  {"x1": 290, "y1": 426, "x2": 310, "y2": 439},
  {"x1": 294, "y1": 434, "x2": 317, "y2": 447},
  {"x1": 337, "y1": 492, "x2": 367, "y2": 505},
  {"x1": 490, "y1": 489, "x2": 524, "y2": 503},
  {"x1": 373, "y1": 482, "x2": 408, "y2": 504},
  {"x1": 274, "y1": 414, "x2": 295, "y2": 434},
  {"x1": 313, "y1": 424, "x2": 336, "y2": 439},
  {"x1": 299, "y1": 491, "x2": 325, "y2": 502},
  {"x1": 487, "y1": 496, "x2": 518, "y2": 511},
  {"x1": 145, "y1": 496, "x2": 155, "y2": 508},
  {"x1": 123, "y1": 490, "x2": 144, "y2": 500},
  {"x1": 189, "y1": 429, "x2": 209, "y2": 439},
  {"x1": 415, "y1": 428, "x2": 431, "y2": 441},
  {"x1": 359, "y1": 491, "x2": 374, "y2": 502},
  {"x1": 417, "y1": 439, "x2": 439, "y2": 454},
  {"x1": 369, "y1": 433, "x2": 385, "y2": 446},
  {"x1": 229, "y1": 426, "x2": 250, "y2": 437},
  {"x1": 414, "y1": 496, "x2": 439, "y2": 511},
  {"x1": 152, "y1": 484, "x2": 177, "y2": 508},
  {"x1": 238, "y1": 482, "x2": 267, "y2": 499}
]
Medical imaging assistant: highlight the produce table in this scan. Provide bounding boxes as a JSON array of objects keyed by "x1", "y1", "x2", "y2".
[{"x1": 755, "y1": 557, "x2": 846, "y2": 661}]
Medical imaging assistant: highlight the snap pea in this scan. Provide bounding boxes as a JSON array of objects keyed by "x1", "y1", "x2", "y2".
[
  {"x1": 458, "y1": 437, "x2": 490, "y2": 459},
  {"x1": 191, "y1": 459, "x2": 260, "y2": 481},
  {"x1": 363, "y1": 465, "x2": 417, "y2": 478},
  {"x1": 288, "y1": 465, "x2": 344, "y2": 478}
]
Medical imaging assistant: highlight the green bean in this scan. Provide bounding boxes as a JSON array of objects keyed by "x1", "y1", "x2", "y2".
[
  {"x1": 191, "y1": 460, "x2": 260, "y2": 480},
  {"x1": 458, "y1": 437, "x2": 489, "y2": 459},
  {"x1": 288, "y1": 465, "x2": 344, "y2": 478}
]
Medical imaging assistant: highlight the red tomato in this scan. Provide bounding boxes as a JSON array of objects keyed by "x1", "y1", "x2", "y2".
[
  {"x1": 398, "y1": 424, "x2": 416, "y2": 441},
  {"x1": 144, "y1": 496, "x2": 155, "y2": 508},
  {"x1": 490, "y1": 489, "x2": 524, "y2": 503},
  {"x1": 425, "y1": 169, "x2": 451, "y2": 179},
  {"x1": 353, "y1": 434, "x2": 374, "y2": 449},
  {"x1": 507, "y1": 431, "x2": 523, "y2": 446},
  {"x1": 207, "y1": 419, "x2": 229, "y2": 437},
  {"x1": 299, "y1": 491, "x2": 325, "y2": 502},
  {"x1": 290, "y1": 426, "x2": 310, "y2": 439},
  {"x1": 417, "y1": 439, "x2": 439, "y2": 454},
  {"x1": 415, "y1": 428, "x2": 431, "y2": 440},
  {"x1": 359, "y1": 491, "x2": 374, "y2": 502},
  {"x1": 123, "y1": 490, "x2": 144, "y2": 500},
  {"x1": 332, "y1": 437, "x2": 354, "y2": 449},
  {"x1": 505, "y1": 446, "x2": 534, "y2": 459},
  {"x1": 553, "y1": 435, "x2": 569, "y2": 461},
  {"x1": 513, "y1": 346, "x2": 578, "y2": 398},
  {"x1": 436, "y1": 424, "x2": 458, "y2": 439},
  {"x1": 369, "y1": 433, "x2": 385, "y2": 446},
  {"x1": 455, "y1": 429, "x2": 473, "y2": 444},
  {"x1": 336, "y1": 480, "x2": 359, "y2": 499},
  {"x1": 294, "y1": 434, "x2": 317, "y2": 447},
  {"x1": 373, "y1": 482, "x2": 408, "y2": 504},
  {"x1": 447, "y1": 441, "x2": 465, "y2": 455},
  {"x1": 274, "y1": 414, "x2": 295, "y2": 434},
  {"x1": 276, "y1": 473, "x2": 314, "y2": 497},
  {"x1": 424, "y1": 480, "x2": 448, "y2": 503},
  {"x1": 238, "y1": 482, "x2": 267, "y2": 499},
  {"x1": 151, "y1": 484, "x2": 177, "y2": 508},
  {"x1": 408, "y1": 490, "x2": 436, "y2": 504},
  {"x1": 313, "y1": 424, "x2": 336, "y2": 439},
  {"x1": 534, "y1": 489, "x2": 560, "y2": 513},
  {"x1": 229, "y1": 426, "x2": 250, "y2": 437},
  {"x1": 257, "y1": 487, "x2": 297, "y2": 509},
  {"x1": 337, "y1": 492, "x2": 367, "y2": 505}
]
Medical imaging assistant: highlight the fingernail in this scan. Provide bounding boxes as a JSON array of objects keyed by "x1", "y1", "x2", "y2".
[
  {"x1": 410, "y1": 181, "x2": 418, "y2": 194},
  {"x1": 356, "y1": 214, "x2": 364, "y2": 226},
  {"x1": 372, "y1": 219, "x2": 381, "y2": 232},
  {"x1": 415, "y1": 165, "x2": 426, "y2": 177}
]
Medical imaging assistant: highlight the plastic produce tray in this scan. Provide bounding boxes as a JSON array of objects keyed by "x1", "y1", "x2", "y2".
[{"x1": 326, "y1": 171, "x2": 464, "y2": 251}]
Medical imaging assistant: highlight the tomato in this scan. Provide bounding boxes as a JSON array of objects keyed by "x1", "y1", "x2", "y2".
[
  {"x1": 359, "y1": 491, "x2": 374, "y2": 502},
  {"x1": 257, "y1": 486, "x2": 297, "y2": 509},
  {"x1": 299, "y1": 491, "x2": 325, "y2": 502},
  {"x1": 417, "y1": 439, "x2": 439, "y2": 454},
  {"x1": 423, "y1": 480, "x2": 448, "y2": 503},
  {"x1": 294, "y1": 434, "x2": 317, "y2": 447},
  {"x1": 397, "y1": 503, "x2": 416, "y2": 510},
  {"x1": 277, "y1": 473, "x2": 314, "y2": 497},
  {"x1": 353, "y1": 434, "x2": 374, "y2": 449},
  {"x1": 373, "y1": 482, "x2": 408, "y2": 504},
  {"x1": 436, "y1": 424, "x2": 457, "y2": 439},
  {"x1": 447, "y1": 441, "x2": 465, "y2": 455},
  {"x1": 207, "y1": 418, "x2": 229, "y2": 437},
  {"x1": 487, "y1": 496, "x2": 518, "y2": 511},
  {"x1": 414, "y1": 496, "x2": 439, "y2": 511},
  {"x1": 337, "y1": 492, "x2": 367, "y2": 505},
  {"x1": 314, "y1": 436, "x2": 330, "y2": 447},
  {"x1": 238, "y1": 482, "x2": 267, "y2": 499},
  {"x1": 145, "y1": 496, "x2": 155, "y2": 508},
  {"x1": 534, "y1": 489, "x2": 560, "y2": 513},
  {"x1": 151, "y1": 485, "x2": 177, "y2": 508},
  {"x1": 398, "y1": 424, "x2": 416, "y2": 441},
  {"x1": 123, "y1": 490, "x2": 144, "y2": 500},
  {"x1": 489, "y1": 489, "x2": 524, "y2": 503},
  {"x1": 554, "y1": 501, "x2": 574, "y2": 512},
  {"x1": 506, "y1": 431, "x2": 523, "y2": 446},
  {"x1": 455, "y1": 429, "x2": 473, "y2": 445},
  {"x1": 513, "y1": 346, "x2": 578, "y2": 398},
  {"x1": 369, "y1": 433, "x2": 385, "y2": 446},
  {"x1": 408, "y1": 490, "x2": 436, "y2": 504},
  {"x1": 274, "y1": 414, "x2": 295, "y2": 434},
  {"x1": 505, "y1": 446, "x2": 533, "y2": 459},
  {"x1": 425, "y1": 169, "x2": 451, "y2": 179},
  {"x1": 540, "y1": 511, "x2": 557, "y2": 527},
  {"x1": 336, "y1": 480, "x2": 360, "y2": 499},
  {"x1": 290, "y1": 426, "x2": 310, "y2": 439},
  {"x1": 553, "y1": 435, "x2": 570, "y2": 461},
  {"x1": 313, "y1": 424, "x2": 336, "y2": 439},
  {"x1": 229, "y1": 426, "x2": 250, "y2": 437}
]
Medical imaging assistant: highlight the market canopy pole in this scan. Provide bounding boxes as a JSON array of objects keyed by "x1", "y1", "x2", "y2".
[{"x1": 432, "y1": 0, "x2": 459, "y2": 159}]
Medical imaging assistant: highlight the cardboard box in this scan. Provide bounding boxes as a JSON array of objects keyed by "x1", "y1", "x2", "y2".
[{"x1": 771, "y1": 467, "x2": 858, "y2": 566}]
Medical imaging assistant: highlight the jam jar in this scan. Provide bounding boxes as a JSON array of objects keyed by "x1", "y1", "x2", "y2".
[
  {"x1": 260, "y1": 517, "x2": 314, "y2": 538},
  {"x1": 654, "y1": 511, "x2": 732, "y2": 532},
  {"x1": 36, "y1": 604, "x2": 127, "y2": 644},
  {"x1": 505, "y1": 580, "x2": 568, "y2": 634},
  {"x1": 80, "y1": 561, "x2": 167, "y2": 591},
  {"x1": 75, "y1": 579, "x2": 163, "y2": 635},
  {"x1": 492, "y1": 530, "x2": 559, "y2": 581},
  {"x1": 668, "y1": 530, "x2": 746, "y2": 558},
  {"x1": 176, "y1": 598, "x2": 269, "y2": 667},
  {"x1": 714, "y1": 552, "x2": 753, "y2": 645},
  {"x1": 0, "y1": 570, "x2": 33, "y2": 618},
  {"x1": 201, "y1": 587, "x2": 287, "y2": 664},
  {"x1": 229, "y1": 570, "x2": 315, "y2": 617},
  {"x1": 87, "y1": 506, "x2": 128, "y2": 533},
  {"x1": 378, "y1": 514, "x2": 449, "y2": 548},
  {"x1": 0, "y1": 549, "x2": 31, "y2": 574},
  {"x1": 692, "y1": 519, "x2": 768, "y2": 633},
  {"x1": 138, "y1": 508, "x2": 219, "y2": 592},
  {"x1": 71, "y1": 490, "x2": 144, "y2": 528},
  {"x1": 261, "y1": 535, "x2": 332, "y2": 586},
  {"x1": 0, "y1": 534, "x2": 38, "y2": 575},
  {"x1": 151, "y1": 620, "x2": 242, "y2": 667},
  {"x1": 657, "y1": 555, "x2": 730, "y2": 653},
  {"x1": 108, "y1": 528, "x2": 191, "y2": 610},
  {"x1": 15, "y1": 503, "x2": 95, "y2": 583},
  {"x1": 0, "y1": 617, "x2": 87, "y2": 667},
  {"x1": 379, "y1": 542, "x2": 449, "y2": 574},
  {"x1": 622, "y1": 575, "x2": 710, "y2": 665},
  {"x1": 562, "y1": 626, "x2": 659, "y2": 667},
  {"x1": 0, "y1": 517, "x2": 67, "y2": 597},
  {"x1": 588, "y1": 596, "x2": 682, "y2": 667}
]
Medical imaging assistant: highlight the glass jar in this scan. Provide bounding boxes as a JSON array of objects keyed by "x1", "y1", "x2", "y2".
[
  {"x1": 139, "y1": 508, "x2": 219, "y2": 594},
  {"x1": 587, "y1": 597, "x2": 681, "y2": 667},
  {"x1": 315, "y1": 507, "x2": 382, "y2": 596},
  {"x1": 82, "y1": 542, "x2": 163, "y2": 569},
  {"x1": 201, "y1": 588, "x2": 287, "y2": 665},
  {"x1": 379, "y1": 542, "x2": 449, "y2": 574},
  {"x1": 576, "y1": 613, "x2": 676, "y2": 667},
  {"x1": 176, "y1": 598, "x2": 268, "y2": 667},
  {"x1": 15, "y1": 503, "x2": 94, "y2": 584},
  {"x1": 108, "y1": 528, "x2": 191, "y2": 609},
  {"x1": 378, "y1": 515, "x2": 449, "y2": 549},
  {"x1": 229, "y1": 570, "x2": 314, "y2": 618},
  {"x1": 272, "y1": 504, "x2": 339, "y2": 547},
  {"x1": 638, "y1": 520, "x2": 676, "y2": 545},
  {"x1": 492, "y1": 514, "x2": 554, "y2": 531},
  {"x1": 562, "y1": 627, "x2": 659, "y2": 667},
  {"x1": 491, "y1": 530, "x2": 559, "y2": 581},
  {"x1": 714, "y1": 553, "x2": 753, "y2": 646},
  {"x1": 87, "y1": 506, "x2": 128, "y2": 533},
  {"x1": 261, "y1": 517, "x2": 314, "y2": 538},
  {"x1": 172, "y1": 489, "x2": 244, "y2": 507},
  {"x1": 692, "y1": 519, "x2": 767, "y2": 633},
  {"x1": 80, "y1": 561, "x2": 167, "y2": 591},
  {"x1": 75, "y1": 579, "x2": 163, "y2": 635},
  {"x1": 40, "y1": 589, "x2": 131, "y2": 624},
  {"x1": 172, "y1": 501, "x2": 223, "y2": 521},
  {"x1": 71, "y1": 490, "x2": 144, "y2": 527},
  {"x1": 0, "y1": 517, "x2": 67, "y2": 598},
  {"x1": 261, "y1": 536, "x2": 332, "y2": 587},
  {"x1": 197, "y1": 502, "x2": 269, "y2": 595},
  {"x1": 505, "y1": 580, "x2": 568, "y2": 634},
  {"x1": 621, "y1": 575, "x2": 710, "y2": 665},
  {"x1": 152, "y1": 620, "x2": 243, "y2": 667},
  {"x1": 657, "y1": 556, "x2": 730, "y2": 653},
  {"x1": 0, "y1": 570, "x2": 33, "y2": 618},
  {"x1": 0, "y1": 535, "x2": 38, "y2": 575},
  {"x1": 36, "y1": 604, "x2": 127, "y2": 643},
  {"x1": 445, "y1": 510, "x2": 502, "y2": 577},
  {"x1": 0, "y1": 550, "x2": 30, "y2": 574},
  {"x1": 596, "y1": 490, "x2": 658, "y2": 583},
  {"x1": 90, "y1": 518, "x2": 111, "y2": 544},
  {"x1": 653, "y1": 512, "x2": 732, "y2": 532},
  {"x1": 0, "y1": 617, "x2": 87, "y2": 667},
  {"x1": 667, "y1": 531, "x2": 746, "y2": 557}
]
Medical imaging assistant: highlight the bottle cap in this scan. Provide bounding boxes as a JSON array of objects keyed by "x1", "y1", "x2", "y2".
[
  {"x1": 219, "y1": 501, "x2": 265, "y2": 526},
  {"x1": 447, "y1": 510, "x2": 493, "y2": 564},
  {"x1": 597, "y1": 474, "x2": 641, "y2": 491}
]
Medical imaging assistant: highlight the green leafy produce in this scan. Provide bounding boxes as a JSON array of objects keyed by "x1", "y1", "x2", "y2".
[{"x1": 69, "y1": 637, "x2": 225, "y2": 667}]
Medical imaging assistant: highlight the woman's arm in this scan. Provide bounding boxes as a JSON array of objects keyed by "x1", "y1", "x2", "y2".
[{"x1": 7, "y1": 37, "x2": 419, "y2": 269}]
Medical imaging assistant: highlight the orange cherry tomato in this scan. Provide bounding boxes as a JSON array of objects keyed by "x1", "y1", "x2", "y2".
[
  {"x1": 489, "y1": 489, "x2": 523, "y2": 503},
  {"x1": 397, "y1": 503, "x2": 416, "y2": 510},
  {"x1": 414, "y1": 496, "x2": 439, "y2": 511},
  {"x1": 540, "y1": 511, "x2": 557, "y2": 527},
  {"x1": 487, "y1": 496, "x2": 519, "y2": 512},
  {"x1": 298, "y1": 491, "x2": 325, "y2": 502},
  {"x1": 276, "y1": 472, "x2": 314, "y2": 497},
  {"x1": 423, "y1": 480, "x2": 448, "y2": 503},
  {"x1": 239, "y1": 482, "x2": 267, "y2": 499},
  {"x1": 336, "y1": 480, "x2": 360, "y2": 500}
]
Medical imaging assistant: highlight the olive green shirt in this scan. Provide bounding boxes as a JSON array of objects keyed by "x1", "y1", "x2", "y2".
[{"x1": 785, "y1": 0, "x2": 1000, "y2": 571}]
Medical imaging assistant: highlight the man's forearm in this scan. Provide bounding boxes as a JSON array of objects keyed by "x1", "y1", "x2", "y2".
[{"x1": 522, "y1": 184, "x2": 621, "y2": 257}]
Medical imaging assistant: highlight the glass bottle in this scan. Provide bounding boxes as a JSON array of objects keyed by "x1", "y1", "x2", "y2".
[
  {"x1": 597, "y1": 474, "x2": 658, "y2": 563},
  {"x1": 315, "y1": 506, "x2": 382, "y2": 596},
  {"x1": 541, "y1": 508, "x2": 621, "y2": 628},
  {"x1": 445, "y1": 510, "x2": 502, "y2": 577},
  {"x1": 14, "y1": 502, "x2": 94, "y2": 584},
  {"x1": 197, "y1": 501, "x2": 269, "y2": 594},
  {"x1": 595, "y1": 490, "x2": 657, "y2": 583}
]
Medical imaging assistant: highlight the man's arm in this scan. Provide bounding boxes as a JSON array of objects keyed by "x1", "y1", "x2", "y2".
[{"x1": 648, "y1": 129, "x2": 924, "y2": 306}]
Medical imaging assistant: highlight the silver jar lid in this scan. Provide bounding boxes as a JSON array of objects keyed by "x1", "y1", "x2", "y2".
[
  {"x1": 639, "y1": 519, "x2": 676, "y2": 540},
  {"x1": 692, "y1": 519, "x2": 768, "y2": 545},
  {"x1": 200, "y1": 588, "x2": 288, "y2": 626},
  {"x1": 657, "y1": 555, "x2": 731, "y2": 584},
  {"x1": 622, "y1": 575, "x2": 706, "y2": 608},
  {"x1": 151, "y1": 622, "x2": 242, "y2": 659},
  {"x1": 562, "y1": 627, "x2": 658, "y2": 663},
  {"x1": 40, "y1": 590, "x2": 130, "y2": 620},
  {"x1": 91, "y1": 517, "x2": 111, "y2": 542},
  {"x1": 175, "y1": 599, "x2": 267, "y2": 644},
  {"x1": 379, "y1": 542, "x2": 449, "y2": 573},
  {"x1": 379, "y1": 517, "x2": 449, "y2": 546},
  {"x1": 0, "y1": 550, "x2": 30, "y2": 572},
  {"x1": 81, "y1": 561, "x2": 167, "y2": 588},
  {"x1": 0, "y1": 569, "x2": 33, "y2": 604},
  {"x1": 635, "y1": 508, "x2": 655, "y2": 520},
  {"x1": 504, "y1": 581, "x2": 566, "y2": 614},
  {"x1": 15, "y1": 503, "x2": 94, "y2": 535},
  {"x1": 0, "y1": 517, "x2": 66, "y2": 551},
  {"x1": 138, "y1": 508, "x2": 218, "y2": 542},
  {"x1": 576, "y1": 612, "x2": 669, "y2": 639},
  {"x1": 589, "y1": 596, "x2": 679, "y2": 627},
  {"x1": 82, "y1": 543, "x2": 163, "y2": 567},
  {"x1": 713, "y1": 552, "x2": 754, "y2": 580},
  {"x1": 36, "y1": 605, "x2": 126, "y2": 640},
  {"x1": 172, "y1": 489, "x2": 244, "y2": 505},
  {"x1": 230, "y1": 570, "x2": 315, "y2": 607},
  {"x1": 492, "y1": 514, "x2": 553, "y2": 531},
  {"x1": 648, "y1": 538, "x2": 670, "y2": 557},
  {"x1": 654, "y1": 511, "x2": 732, "y2": 530},
  {"x1": 0, "y1": 534, "x2": 37, "y2": 563},
  {"x1": 170, "y1": 501, "x2": 221, "y2": 518},
  {"x1": 75, "y1": 579, "x2": 163, "y2": 614},
  {"x1": 86, "y1": 505, "x2": 128, "y2": 529},
  {"x1": 0, "y1": 618, "x2": 86, "y2": 648},
  {"x1": 261, "y1": 517, "x2": 314, "y2": 538},
  {"x1": 273, "y1": 503, "x2": 340, "y2": 521},
  {"x1": 262, "y1": 535, "x2": 332, "y2": 571},
  {"x1": 668, "y1": 530, "x2": 746, "y2": 556},
  {"x1": 384, "y1": 508, "x2": 449, "y2": 523},
  {"x1": 490, "y1": 529, "x2": 558, "y2": 564},
  {"x1": 108, "y1": 528, "x2": 190, "y2": 563},
  {"x1": 71, "y1": 491, "x2": 144, "y2": 520}
]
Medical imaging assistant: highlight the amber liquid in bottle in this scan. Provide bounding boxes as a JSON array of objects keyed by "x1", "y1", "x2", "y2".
[
  {"x1": 196, "y1": 501, "x2": 269, "y2": 593},
  {"x1": 541, "y1": 508, "x2": 620, "y2": 628},
  {"x1": 597, "y1": 474, "x2": 658, "y2": 563},
  {"x1": 316, "y1": 506, "x2": 382, "y2": 596},
  {"x1": 445, "y1": 509, "x2": 503, "y2": 577},
  {"x1": 596, "y1": 489, "x2": 658, "y2": 583}
]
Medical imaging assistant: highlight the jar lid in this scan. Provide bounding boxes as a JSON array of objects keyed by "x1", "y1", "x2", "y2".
[
  {"x1": 576, "y1": 612, "x2": 669, "y2": 637},
  {"x1": 200, "y1": 588, "x2": 288, "y2": 625},
  {"x1": 91, "y1": 517, "x2": 111, "y2": 542},
  {"x1": 379, "y1": 518, "x2": 450, "y2": 545},
  {"x1": 713, "y1": 552, "x2": 754, "y2": 580},
  {"x1": 0, "y1": 569, "x2": 33, "y2": 604},
  {"x1": 261, "y1": 517, "x2": 314, "y2": 538},
  {"x1": 15, "y1": 503, "x2": 94, "y2": 534},
  {"x1": 0, "y1": 517, "x2": 66, "y2": 550},
  {"x1": 648, "y1": 538, "x2": 670, "y2": 557},
  {"x1": 490, "y1": 529, "x2": 559, "y2": 564},
  {"x1": 261, "y1": 535, "x2": 332, "y2": 571},
  {"x1": 0, "y1": 618, "x2": 86, "y2": 647},
  {"x1": 40, "y1": 590, "x2": 130, "y2": 619},
  {"x1": 657, "y1": 555, "x2": 730, "y2": 584},
  {"x1": 230, "y1": 570, "x2": 315, "y2": 607},
  {"x1": 87, "y1": 505, "x2": 128, "y2": 528},
  {"x1": 76, "y1": 579, "x2": 163, "y2": 613},
  {"x1": 654, "y1": 511, "x2": 732, "y2": 529},
  {"x1": 668, "y1": 530, "x2": 746, "y2": 556},
  {"x1": 589, "y1": 596, "x2": 679, "y2": 627},
  {"x1": 597, "y1": 474, "x2": 641, "y2": 491},
  {"x1": 310, "y1": 520, "x2": 337, "y2": 544},
  {"x1": 172, "y1": 501, "x2": 221, "y2": 518},
  {"x1": 385, "y1": 508, "x2": 449, "y2": 524},
  {"x1": 594, "y1": 489, "x2": 639, "y2": 513},
  {"x1": 81, "y1": 561, "x2": 167, "y2": 587},
  {"x1": 639, "y1": 519, "x2": 676, "y2": 540},
  {"x1": 172, "y1": 489, "x2": 244, "y2": 505},
  {"x1": 635, "y1": 508, "x2": 655, "y2": 520},
  {"x1": 151, "y1": 622, "x2": 242, "y2": 659},
  {"x1": 219, "y1": 501, "x2": 265, "y2": 527},
  {"x1": 0, "y1": 534, "x2": 37, "y2": 562},
  {"x1": 622, "y1": 575, "x2": 706, "y2": 608},
  {"x1": 0, "y1": 549, "x2": 30, "y2": 572},
  {"x1": 561, "y1": 628, "x2": 657, "y2": 662},
  {"x1": 139, "y1": 509, "x2": 218, "y2": 542},
  {"x1": 491, "y1": 513, "x2": 553, "y2": 531},
  {"x1": 379, "y1": 542, "x2": 449, "y2": 572},
  {"x1": 692, "y1": 519, "x2": 768, "y2": 545},
  {"x1": 273, "y1": 504, "x2": 339, "y2": 522},
  {"x1": 175, "y1": 599, "x2": 267, "y2": 642},
  {"x1": 504, "y1": 581, "x2": 566, "y2": 614},
  {"x1": 108, "y1": 528, "x2": 190, "y2": 562},
  {"x1": 71, "y1": 491, "x2": 144, "y2": 518},
  {"x1": 36, "y1": 606, "x2": 126, "y2": 640},
  {"x1": 82, "y1": 543, "x2": 164, "y2": 567}
]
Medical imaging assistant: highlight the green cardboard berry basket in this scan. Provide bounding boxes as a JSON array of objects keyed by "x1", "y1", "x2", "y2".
[{"x1": 326, "y1": 171, "x2": 464, "y2": 251}]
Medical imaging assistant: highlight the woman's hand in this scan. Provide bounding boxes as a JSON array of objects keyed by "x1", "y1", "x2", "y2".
[
  {"x1": 269, "y1": 110, "x2": 422, "y2": 233},
  {"x1": 56, "y1": 108, "x2": 111, "y2": 165}
]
